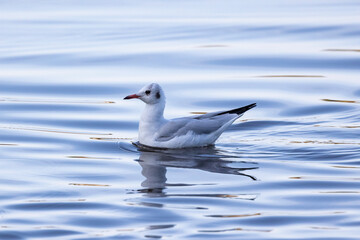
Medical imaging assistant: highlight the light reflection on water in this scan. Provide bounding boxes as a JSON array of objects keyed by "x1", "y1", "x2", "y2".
[{"x1": 1, "y1": 0, "x2": 360, "y2": 239}]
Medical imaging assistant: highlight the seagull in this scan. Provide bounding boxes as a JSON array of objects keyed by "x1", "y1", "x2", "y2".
[{"x1": 124, "y1": 83, "x2": 256, "y2": 149}]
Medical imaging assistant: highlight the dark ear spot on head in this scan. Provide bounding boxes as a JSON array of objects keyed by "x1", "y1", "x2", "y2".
[{"x1": 156, "y1": 92, "x2": 161, "y2": 99}]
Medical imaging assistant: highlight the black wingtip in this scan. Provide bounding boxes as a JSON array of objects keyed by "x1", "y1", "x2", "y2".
[
  {"x1": 247, "y1": 103, "x2": 257, "y2": 110},
  {"x1": 216, "y1": 103, "x2": 257, "y2": 116},
  {"x1": 237, "y1": 103, "x2": 257, "y2": 114}
]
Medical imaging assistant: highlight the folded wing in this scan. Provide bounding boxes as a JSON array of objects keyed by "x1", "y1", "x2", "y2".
[{"x1": 155, "y1": 103, "x2": 256, "y2": 142}]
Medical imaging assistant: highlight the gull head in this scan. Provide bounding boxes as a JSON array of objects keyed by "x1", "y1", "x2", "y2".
[{"x1": 124, "y1": 83, "x2": 165, "y2": 105}]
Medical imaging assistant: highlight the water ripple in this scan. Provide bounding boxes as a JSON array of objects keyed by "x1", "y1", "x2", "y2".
[{"x1": 0, "y1": 1, "x2": 359, "y2": 239}]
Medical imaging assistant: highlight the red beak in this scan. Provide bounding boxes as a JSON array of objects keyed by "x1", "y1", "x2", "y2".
[{"x1": 124, "y1": 94, "x2": 140, "y2": 100}]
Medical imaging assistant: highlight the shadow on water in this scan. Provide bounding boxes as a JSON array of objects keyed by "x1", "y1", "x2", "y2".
[{"x1": 124, "y1": 143, "x2": 258, "y2": 198}]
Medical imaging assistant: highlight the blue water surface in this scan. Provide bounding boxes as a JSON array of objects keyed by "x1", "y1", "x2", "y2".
[{"x1": 0, "y1": 1, "x2": 360, "y2": 239}]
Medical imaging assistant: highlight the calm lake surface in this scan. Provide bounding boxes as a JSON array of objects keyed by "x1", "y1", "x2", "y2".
[{"x1": 1, "y1": 1, "x2": 360, "y2": 239}]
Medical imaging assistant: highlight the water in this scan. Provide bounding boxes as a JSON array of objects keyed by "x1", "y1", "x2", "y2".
[{"x1": 0, "y1": 0, "x2": 360, "y2": 239}]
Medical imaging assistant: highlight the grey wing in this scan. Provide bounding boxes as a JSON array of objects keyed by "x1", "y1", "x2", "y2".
[
  {"x1": 155, "y1": 119, "x2": 188, "y2": 141},
  {"x1": 193, "y1": 103, "x2": 256, "y2": 119},
  {"x1": 193, "y1": 111, "x2": 243, "y2": 119},
  {"x1": 156, "y1": 114, "x2": 236, "y2": 142}
]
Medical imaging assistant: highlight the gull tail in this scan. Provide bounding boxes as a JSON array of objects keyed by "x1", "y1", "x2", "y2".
[{"x1": 216, "y1": 103, "x2": 257, "y2": 116}]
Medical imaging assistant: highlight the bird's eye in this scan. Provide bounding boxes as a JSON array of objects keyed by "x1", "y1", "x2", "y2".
[{"x1": 145, "y1": 90, "x2": 151, "y2": 95}]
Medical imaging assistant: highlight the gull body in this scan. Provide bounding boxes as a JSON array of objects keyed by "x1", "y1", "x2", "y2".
[{"x1": 124, "y1": 83, "x2": 256, "y2": 149}]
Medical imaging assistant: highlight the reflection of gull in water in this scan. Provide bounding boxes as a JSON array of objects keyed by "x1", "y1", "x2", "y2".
[{"x1": 135, "y1": 145, "x2": 258, "y2": 198}]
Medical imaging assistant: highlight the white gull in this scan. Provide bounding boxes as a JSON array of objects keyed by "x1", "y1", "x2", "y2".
[{"x1": 124, "y1": 83, "x2": 256, "y2": 149}]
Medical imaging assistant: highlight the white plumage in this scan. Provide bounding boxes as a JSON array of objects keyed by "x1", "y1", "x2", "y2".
[{"x1": 124, "y1": 83, "x2": 256, "y2": 149}]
